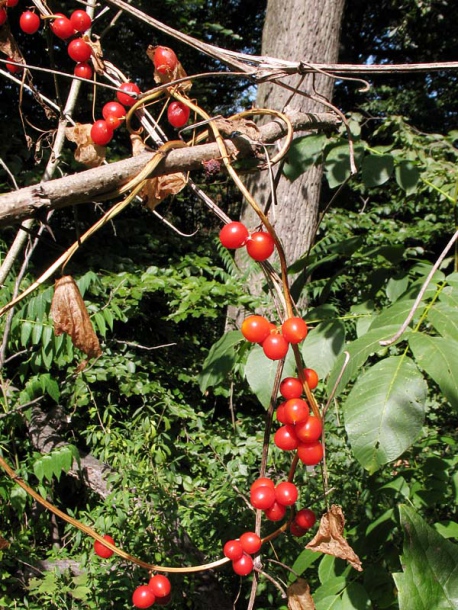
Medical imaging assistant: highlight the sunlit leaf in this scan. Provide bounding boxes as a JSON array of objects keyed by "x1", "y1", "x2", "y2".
[
  {"x1": 198, "y1": 331, "x2": 243, "y2": 392},
  {"x1": 362, "y1": 154, "x2": 394, "y2": 187},
  {"x1": 344, "y1": 356, "x2": 426, "y2": 473}
]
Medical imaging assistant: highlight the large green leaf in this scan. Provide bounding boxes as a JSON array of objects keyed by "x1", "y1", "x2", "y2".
[
  {"x1": 198, "y1": 331, "x2": 243, "y2": 392},
  {"x1": 344, "y1": 356, "x2": 426, "y2": 473},
  {"x1": 301, "y1": 320, "x2": 345, "y2": 380},
  {"x1": 395, "y1": 160, "x2": 420, "y2": 194},
  {"x1": 362, "y1": 154, "x2": 394, "y2": 187},
  {"x1": 368, "y1": 299, "x2": 425, "y2": 331},
  {"x1": 428, "y1": 302, "x2": 458, "y2": 341},
  {"x1": 393, "y1": 505, "x2": 458, "y2": 609},
  {"x1": 283, "y1": 133, "x2": 327, "y2": 181},
  {"x1": 327, "y1": 324, "x2": 405, "y2": 398},
  {"x1": 409, "y1": 334, "x2": 458, "y2": 410},
  {"x1": 245, "y1": 345, "x2": 296, "y2": 408},
  {"x1": 324, "y1": 143, "x2": 364, "y2": 188}
]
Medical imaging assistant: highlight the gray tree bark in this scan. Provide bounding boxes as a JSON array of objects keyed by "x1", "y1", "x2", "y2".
[{"x1": 240, "y1": 0, "x2": 346, "y2": 280}]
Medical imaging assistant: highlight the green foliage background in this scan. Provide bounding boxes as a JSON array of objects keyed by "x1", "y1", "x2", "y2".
[{"x1": 1, "y1": 1, "x2": 458, "y2": 609}]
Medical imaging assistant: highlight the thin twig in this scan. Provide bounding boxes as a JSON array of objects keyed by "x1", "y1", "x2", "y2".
[{"x1": 380, "y1": 229, "x2": 458, "y2": 346}]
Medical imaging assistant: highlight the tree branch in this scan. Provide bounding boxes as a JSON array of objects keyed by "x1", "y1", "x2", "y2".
[{"x1": 0, "y1": 111, "x2": 339, "y2": 228}]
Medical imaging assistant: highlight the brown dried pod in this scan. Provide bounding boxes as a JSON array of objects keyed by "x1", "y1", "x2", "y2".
[
  {"x1": 306, "y1": 504, "x2": 362, "y2": 571},
  {"x1": 287, "y1": 579, "x2": 316, "y2": 610},
  {"x1": 50, "y1": 276, "x2": 102, "y2": 359}
]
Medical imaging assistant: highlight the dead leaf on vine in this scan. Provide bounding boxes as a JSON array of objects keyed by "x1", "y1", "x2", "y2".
[
  {"x1": 142, "y1": 173, "x2": 186, "y2": 211},
  {"x1": 287, "y1": 579, "x2": 316, "y2": 610},
  {"x1": 65, "y1": 124, "x2": 105, "y2": 168},
  {"x1": 306, "y1": 505, "x2": 362, "y2": 571},
  {"x1": 146, "y1": 45, "x2": 192, "y2": 91},
  {"x1": 50, "y1": 276, "x2": 102, "y2": 360},
  {"x1": 0, "y1": 23, "x2": 23, "y2": 63},
  {"x1": 213, "y1": 116, "x2": 261, "y2": 142},
  {"x1": 0, "y1": 534, "x2": 10, "y2": 550}
]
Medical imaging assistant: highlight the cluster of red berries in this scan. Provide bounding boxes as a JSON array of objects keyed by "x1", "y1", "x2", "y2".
[
  {"x1": 223, "y1": 531, "x2": 261, "y2": 576},
  {"x1": 250, "y1": 477, "x2": 299, "y2": 522},
  {"x1": 93, "y1": 535, "x2": 171, "y2": 607},
  {"x1": 219, "y1": 221, "x2": 275, "y2": 262},
  {"x1": 241, "y1": 314, "x2": 308, "y2": 360},
  {"x1": 131, "y1": 575, "x2": 172, "y2": 608},
  {"x1": 274, "y1": 373, "x2": 323, "y2": 465}
]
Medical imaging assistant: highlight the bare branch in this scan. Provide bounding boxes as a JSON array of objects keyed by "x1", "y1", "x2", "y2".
[{"x1": 0, "y1": 111, "x2": 339, "y2": 228}]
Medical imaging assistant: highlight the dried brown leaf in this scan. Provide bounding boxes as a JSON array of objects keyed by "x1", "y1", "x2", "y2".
[
  {"x1": 142, "y1": 172, "x2": 186, "y2": 211},
  {"x1": 306, "y1": 505, "x2": 363, "y2": 571},
  {"x1": 65, "y1": 124, "x2": 105, "y2": 168},
  {"x1": 50, "y1": 276, "x2": 102, "y2": 360},
  {"x1": 213, "y1": 117, "x2": 261, "y2": 142},
  {"x1": 287, "y1": 579, "x2": 316, "y2": 610},
  {"x1": 0, "y1": 23, "x2": 23, "y2": 63},
  {"x1": 0, "y1": 534, "x2": 10, "y2": 550}
]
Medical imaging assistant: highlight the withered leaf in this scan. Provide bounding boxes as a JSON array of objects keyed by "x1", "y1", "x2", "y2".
[
  {"x1": 287, "y1": 579, "x2": 316, "y2": 610},
  {"x1": 0, "y1": 534, "x2": 10, "y2": 550},
  {"x1": 65, "y1": 123, "x2": 105, "y2": 168},
  {"x1": 213, "y1": 117, "x2": 261, "y2": 142},
  {"x1": 50, "y1": 276, "x2": 102, "y2": 359},
  {"x1": 0, "y1": 23, "x2": 23, "y2": 63},
  {"x1": 306, "y1": 505, "x2": 362, "y2": 571},
  {"x1": 142, "y1": 172, "x2": 186, "y2": 211}
]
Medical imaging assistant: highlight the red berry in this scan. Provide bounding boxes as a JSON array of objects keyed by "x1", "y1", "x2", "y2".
[
  {"x1": 102, "y1": 100, "x2": 126, "y2": 129},
  {"x1": 295, "y1": 416, "x2": 322, "y2": 443},
  {"x1": 219, "y1": 221, "x2": 249, "y2": 249},
  {"x1": 94, "y1": 534, "x2": 115, "y2": 558},
  {"x1": 19, "y1": 11, "x2": 40, "y2": 34},
  {"x1": 264, "y1": 501, "x2": 286, "y2": 522},
  {"x1": 116, "y1": 81, "x2": 141, "y2": 107},
  {"x1": 250, "y1": 485, "x2": 276, "y2": 510},
  {"x1": 232, "y1": 552, "x2": 253, "y2": 576},
  {"x1": 282, "y1": 317, "x2": 308, "y2": 344},
  {"x1": 276, "y1": 403, "x2": 288, "y2": 424},
  {"x1": 68, "y1": 38, "x2": 92, "y2": 62},
  {"x1": 250, "y1": 477, "x2": 274, "y2": 494},
  {"x1": 132, "y1": 585, "x2": 155, "y2": 609},
  {"x1": 246, "y1": 231, "x2": 275, "y2": 261},
  {"x1": 262, "y1": 333, "x2": 289, "y2": 360},
  {"x1": 280, "y1": 377, "x2": 303, "y2": 400},
  {"x1": 274, "y1": 424, "x2": 298, "y2": 451},
  {"x1": 153, "y1": 46, "x2": 179, "y2": 75},
  {"x1": 6, "y1": 0, "x2": 19, "y2": 7},
  {"x1": 223, "y1": 539, "x2": 243, "y2": 561},
  {"x1": 51, "y1": 15, "x2": 75, "y2": 39},
  {"x1": 241, "y1": 315, "x2": 271, "y2": 343},
  {"x1": 297, "y1": 440, "x2": 324, "y2": 466},
  {"x1": 303, "y1": 368, "x2": 319, "y2": 390},
  {"x1": 70, "y1": 9, "x2": 92, "y2": 33},
  {"x1": 167, "y1": 100, "x2": 190, "y2": 128},
  {"x1": 90, "y1": 120, "x2": 113, "y2": 146},
  {"x1": 0, "y1": 8, "x2": 7, "y2": 25},
  {"x1": 239, "y1": 531, "x2": 261, "y2": 555},
  {"x1": 74, "y1": 62, "x2": 92, "y2": 79},
  {"x1": 6, "y1": 58, "x2": 23, "y2": 74},
  {"x1": 294, "y1": 508, "x2": 316, "y2": 530},
  {"x1": 148, "y1": 574, "x2": 171, "y2": 598},
  {"x1": 290, "y1": 522, "x2": 308, "y2": 537},
  {"x1": 283, "y1": 398, "x2": 309, "y2": 424},
  {"x1": 275, "y1": 481, "x2": 298, "y2": 507}
]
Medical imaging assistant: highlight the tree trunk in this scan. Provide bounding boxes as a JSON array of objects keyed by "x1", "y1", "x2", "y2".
[{"x1": 239, "y1": 0, "x2": 346, "y2": 305}]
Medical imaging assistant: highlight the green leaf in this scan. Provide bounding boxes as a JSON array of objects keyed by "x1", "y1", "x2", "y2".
[
  {"x1": 301, "y1": 320, "x2": 345, "y2": 379},
  {"x1": 283, "y1": 134, "x2": 327, "y2": 181},
  {"x1": 434, "y1": 521, "x2": 458, "y2": 540},
  {"x1": 395, "y1": 160, "x2": 420, "y2": 194},
  {"x1": 20, "y1": 321, "x2": 33, "y2": 346},
  {"x1": 368, "y1": 299, "x2": 425, "y2": 331},
  {"x1": 327, "y1": 324, "x2": 406, "y2": 398},
  {"x1": 324, "y1": 144, "x2": 363, "y2": 188},
  {"x1": 409, "y1": 334, "x2": 458, "y2": 411},
  {"x1": 428, "y1": 302, "x2": 458, "y2": 341},
  {"x1": 344, "y1": 356, "x2": 426, "y2": 473},
  {"x1": 198, "y1": 331, "x2": 243, "y2": 392},
  {"x1": 245, "y1": 345, "x2": 296, "y2": 408},
  {"x1": 289, "y1": 548, "x2": 320, "y2": 583},
  {"x1": 362, "y1": 154, "x2": 394, "y2": 187},
  {"x1": 393, "y1": 505, "x2": 458, "y2": 609},
  {"x1": 340, "y1": 582, "x2": 373, "y2": 609}
]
